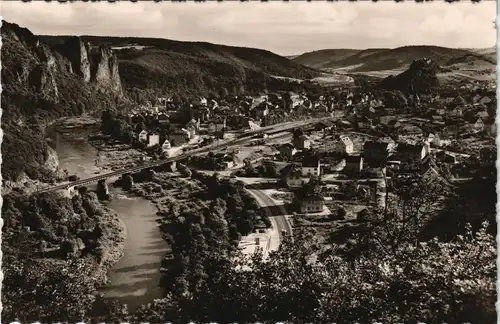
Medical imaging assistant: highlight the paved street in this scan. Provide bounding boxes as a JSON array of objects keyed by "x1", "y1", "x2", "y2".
[{"x1": 247, "y1": 187, "x2": 293, "y2": 237}]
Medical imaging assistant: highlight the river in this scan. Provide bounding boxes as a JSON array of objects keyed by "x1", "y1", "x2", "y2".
[{"x1": 48, "y1": 125, "x2": 168, "y2": 311}]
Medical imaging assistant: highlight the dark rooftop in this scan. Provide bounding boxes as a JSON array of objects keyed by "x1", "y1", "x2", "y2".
[
  {"x1": 345, "y1": 155, "x2": 363, "y2": 163},
  {"x1": 363, "y1": 141, "x2": 389, "y2": 151},
  {"x1": 302, "y1": 156, "x2": 320, "y2": 167},
  {"x1": 397, "y1": 143, "x2": 425, "y2": 153}
]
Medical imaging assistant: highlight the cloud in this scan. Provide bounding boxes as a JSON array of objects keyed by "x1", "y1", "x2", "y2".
[{"x1": 1, "y1": 1, "x2": 495, "y2": 55}]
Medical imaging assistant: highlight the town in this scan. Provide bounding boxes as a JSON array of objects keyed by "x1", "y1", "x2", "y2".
[
  {"x1": 1, "y1": 2, "x2": 496, "y2": 323},
  {"x1": 84, "y1": 73, "x2": 495, "y2": 258}
]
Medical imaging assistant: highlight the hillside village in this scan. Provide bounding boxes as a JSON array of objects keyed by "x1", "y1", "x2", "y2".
[
  {"x1": 1, "y1": 14, "x2": 497, "y2": 324},
  {"x1": 91, "y1": 57, "x2": 496, "y2": 245}
]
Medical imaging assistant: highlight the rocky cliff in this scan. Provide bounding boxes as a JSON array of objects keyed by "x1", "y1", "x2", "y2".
[
  {"x1": 2, "y1": 20, "x2": 123, "y2": 117},
  {"x1": 377, "y1": 57, "x2": 439, "y2": 94},
  {"x1": 1, "y1": 21, "x2": 125, "y2": 182},
  {"x1": 56, "y1": 36, "x2": 92, "y2": 82},
  {"x1": 90, "y1": 46, "x2": 123, "y2": 96},
  {"x1": 56, "y1": 37, "x2": 123, "y2": 96}
]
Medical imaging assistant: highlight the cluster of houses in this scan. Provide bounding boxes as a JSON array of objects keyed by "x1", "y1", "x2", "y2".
[
  {"x1": 125, "y1": 83, "x2": 494, "y2": 214},
  {"x1": 137, "y1": 118, "x2": 200, "y2": 155},
  {"x1": 274, "y1": 119, "x2": 455, "y2": 214},
  {"x1": 127, "y1": 89, "x2": 367, "y2": 145}
]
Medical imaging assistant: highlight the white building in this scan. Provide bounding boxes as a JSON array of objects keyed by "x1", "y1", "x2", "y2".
[
  {"x1": 426, "y1": 133, "x2": 441, "y2": 147},
  {"x1": 138, "y1": 130, "x2": 148, "y2": 143},
  {"x1": 331, "y1": 135, "x2": 354, "y2": 154},
  {"x1": 161, "y1": 139, "x2": 171, "y2": 152},
  {"x1": 147, "y1": 134, "x2": 160, "y2": 147},
  {"x1": 301, "y1": 158, "x2": 321, "y2": 177}
]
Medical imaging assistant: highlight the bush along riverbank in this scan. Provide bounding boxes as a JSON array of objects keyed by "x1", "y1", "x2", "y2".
[
  {"x1": 2, "y1": 190, "x2": 126, "y2": 323},
  {"x1": 118, "y1": 170, "x2": 271, "y2": 302}
]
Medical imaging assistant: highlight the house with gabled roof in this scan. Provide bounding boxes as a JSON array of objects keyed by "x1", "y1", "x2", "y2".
[
  {"x1": 301, "y1": 157, "x2": 321, "y2": 177},
  {"x1": 344, "y1": 155, "x2": 364, "y2": 175},
  {"x1": 161, "y1": 139, "x2": 172, "y2": 152},
  {"x1": 138, "y1": 130, "x2": 148, "y2": 143},
  {"x1": 296, "y1": 194, "x2": 325, "y2": 214},
  {"x1": 282, "y1": 164, "x2": 305, "y2": 189},
  {"x1": 363, "y1": 141, "x2": 390, "y2": 166},
  {"x1": 449, "y1": 106, "x2": 464, "y2": 117},
  {"x1": 331, "y1": 135, "x2": 354, "y2": 155},
  {"x1": 396, "y1": 142, "x2": 430, "y2": 172},
  {"x1": 473, "y1": 117, "x2": 486, "y2": 133},
  {"x1": 169, "y1": 129, "x2": 190, "y2": 146}
]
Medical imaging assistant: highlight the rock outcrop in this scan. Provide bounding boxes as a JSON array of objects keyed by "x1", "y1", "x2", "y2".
[
  {"x1": 3, "y1": 21, "x2": 61, "y2": 100},
  {"x1": 57, "y1": 36, "x2": 92, "y2": 82},
  {"x1": 1, "y1": 20, "x2": 124, "y2": 182},
  {"x1": 57, "y1": 37, "x2": 123, "y2": 96},
  {"x1": 90, "y1": 45, "x2": 123, "y2": 97},
  {"x1": 43, "y1": 145, "x2": 60, "y2": 172},
  {"x1": 2, "y1": 20, "x2": 123, "y2": 101},
  {"x1": 377, "y1": 57, "x2": 439, "y2": 94}
]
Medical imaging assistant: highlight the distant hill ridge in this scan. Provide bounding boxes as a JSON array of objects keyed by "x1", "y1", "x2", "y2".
[
  {"x1": 40, "y1": 34, "x2": 320, "y2": 99},
  {"x1": 293, "y1": 45, "x2": 496, "y2": 72}
]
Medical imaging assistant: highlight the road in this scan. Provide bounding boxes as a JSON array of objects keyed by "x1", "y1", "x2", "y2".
[
  {"x1": 38, "y1": 118, "x2": 328, "y2": 193},
  {"x1": 246, "y1": 187, "x2": 292, "y2": 241}
]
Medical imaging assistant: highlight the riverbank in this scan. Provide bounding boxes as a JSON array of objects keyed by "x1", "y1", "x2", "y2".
[
  {"x1": 1, "y1": 187, "x2": 127, "y2": 322},
  {"x1": 93, "y1": 205, "x2": 127, "y2": 286},
  {"x1": 52, "y1": 119, "x2": 173, "y2": 310},
  {"x1": 43, "y1": 119, "x2": 160, "y2": 307}
]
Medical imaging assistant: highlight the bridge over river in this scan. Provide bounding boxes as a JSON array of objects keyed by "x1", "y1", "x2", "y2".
[{"x1": 37, "y1": 117, "x2": 328, "y2": 193}]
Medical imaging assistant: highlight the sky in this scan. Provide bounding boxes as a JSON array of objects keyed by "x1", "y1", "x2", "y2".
[{"x1": 1, "y1": 1, "x2": 497, "y2": 56}]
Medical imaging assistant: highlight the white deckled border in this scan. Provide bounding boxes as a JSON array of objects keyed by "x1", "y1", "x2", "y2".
[
  {"x1": 0, "y1": 17, "x2": 4, "y2": 324},
  {"x1": 0, "y1": 2, "x2": 497, "y2": 324},
  {"x1": 496, "y1": 3, "x2": 500, "y2": 323}
]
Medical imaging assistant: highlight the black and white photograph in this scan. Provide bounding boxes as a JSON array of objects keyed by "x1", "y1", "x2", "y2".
[{"x1": 1, "y1": 1, "x2": 497, "y2": 323}]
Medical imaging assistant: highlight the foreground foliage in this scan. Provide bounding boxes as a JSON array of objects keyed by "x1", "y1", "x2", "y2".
[
  {"x1": 2, "y1": 192, "x2": 123, "y2": 323},
  {"x1": 135, "y1": 223, "x2": 496, "y2": 324}
]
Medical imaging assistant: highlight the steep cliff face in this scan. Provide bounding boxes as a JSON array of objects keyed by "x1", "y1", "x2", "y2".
[
  {"x1": 2, "y1": 23, "x2": 60, "y2": 100},
  {"x1": 57, "y1": 36, "x2": 92, "y2": 83},
  {"x1": 90, "y1": 46, "x2": 123, "y2": 97},
  {"x1": 2, "y1": 21, "x2": 123, "y2": 111},
  {"x1": 1, "y1": 21, "x2": 125, "y2": 182},
  {"x1": 43, "y1": 145, "x2": 60, "y2": 172},
  {"x1": 56, "y1": 37, "x2": 123, "y2": 96}
]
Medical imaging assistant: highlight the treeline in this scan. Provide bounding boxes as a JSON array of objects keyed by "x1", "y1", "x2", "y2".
[{"x1": 127, "y1": 175, "x2": 496, "y2": 323}]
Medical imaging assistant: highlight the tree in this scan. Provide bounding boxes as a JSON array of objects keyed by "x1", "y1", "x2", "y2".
[
  {"x1": 2, "y1": 258, "x2": 99, "y2": 323},
  {"x1": 336, "y1": 207, "x2": 346, "y2": 220},
  {"x1": 180, "y1": 167, "x2": 192, "y2": 178},
  {"x1": 136, "y1": 225, "x2": 495, "y2": 324},
  {"x1": 219, "y1": 87, "x2": 229, "y2": 99}
]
